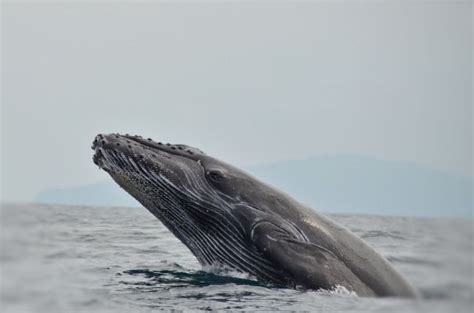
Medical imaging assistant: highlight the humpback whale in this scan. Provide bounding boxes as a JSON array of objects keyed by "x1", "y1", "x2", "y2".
[{"x1": 92, "y1": 133, "x2": 419, "y2": 298}]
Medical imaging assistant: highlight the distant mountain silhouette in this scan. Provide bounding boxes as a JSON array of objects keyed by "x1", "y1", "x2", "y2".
[
  {"x1": 246, "y1": 155, "x2": 472, "y2": 218},
  {"x1": 35, "y1": 155, "x2": 473, "y2": 217}
]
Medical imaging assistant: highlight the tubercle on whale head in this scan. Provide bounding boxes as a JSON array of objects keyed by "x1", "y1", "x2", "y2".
[{"x1": 91, "y1": 133, "x2": 205, "y2": 161}]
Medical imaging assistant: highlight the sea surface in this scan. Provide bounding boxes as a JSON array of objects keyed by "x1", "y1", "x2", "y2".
[{"x1": 1, "y1": 204, "x2": 472, "y2": 312}]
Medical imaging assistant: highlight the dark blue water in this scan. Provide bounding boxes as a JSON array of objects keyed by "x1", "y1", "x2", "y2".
[{"x1": 1, "y1": 204, "x2": 472, "y2": 312}]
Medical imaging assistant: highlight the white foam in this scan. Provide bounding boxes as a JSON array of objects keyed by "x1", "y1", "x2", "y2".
[
  {"x1": 328, "y1": 285, "x2": 358, "y2": 297},
  {"x1": 202, "y1": 263, "x2": 258, "y2": 281}
]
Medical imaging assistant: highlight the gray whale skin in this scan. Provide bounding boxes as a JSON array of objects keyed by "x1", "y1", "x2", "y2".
[{"x1": 92, "y1": 133, "x2": 419, "y2": 298}]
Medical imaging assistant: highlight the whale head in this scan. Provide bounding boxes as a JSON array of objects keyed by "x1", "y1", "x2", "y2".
[{"x1": 92, "y1": 133, "x2": 290, "y2": 281}]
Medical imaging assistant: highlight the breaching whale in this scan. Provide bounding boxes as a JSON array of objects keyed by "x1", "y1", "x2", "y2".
[{"x1": 92, "y1": 133, "x2": 419, "y2": 298}]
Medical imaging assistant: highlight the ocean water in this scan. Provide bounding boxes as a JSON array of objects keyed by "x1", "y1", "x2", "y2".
[{"x1": 0, "y1": 204, "x2": 472, "y2": 312}]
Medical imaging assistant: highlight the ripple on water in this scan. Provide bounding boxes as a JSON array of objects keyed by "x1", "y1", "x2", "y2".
[
  {"x1": 2, "y1": 204, "x2": 473, "y2": 313},
  {"x1": 120, "y1": 268, "x2": 267, "y2": 289},
  {"x1": 360, "y1": 230, "x2": 407, "y2": 240}
]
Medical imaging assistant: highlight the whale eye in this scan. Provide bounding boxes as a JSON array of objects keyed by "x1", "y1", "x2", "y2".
[{"x1": 207, "y1": 169, "x2": 225, "y2": 182}]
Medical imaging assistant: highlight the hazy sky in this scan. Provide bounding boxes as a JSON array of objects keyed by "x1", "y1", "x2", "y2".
[{"x1": 1, "y1": 1, "x2": 472, "y2": 202}]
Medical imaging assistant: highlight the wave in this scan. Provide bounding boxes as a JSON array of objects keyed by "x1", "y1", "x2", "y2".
[
  {"x1": 360, "y1": 230, "x2": 407, "y2": 240},
  {"x1": 420, "y1": 281, "x2": 474, "y2": 300},
  {"x1": 121, "y1": 268, "x2": 266, "y2": 289},
  {"x1": 386, "y1": 256, "x2": 439, "y2": 267}
]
